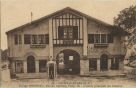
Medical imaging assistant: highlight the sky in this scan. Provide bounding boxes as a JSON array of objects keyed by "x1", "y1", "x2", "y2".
[{"x1": 1, "y1": 0, "x2": 136, "y2": 50}]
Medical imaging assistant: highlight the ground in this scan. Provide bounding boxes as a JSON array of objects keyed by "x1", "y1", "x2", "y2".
[
  {"x1": 1, "y1": 66, "x2": 136, "y2": 88},
  {"x1": 1, "y1": 76, "x2": 136, "y2": 88}
]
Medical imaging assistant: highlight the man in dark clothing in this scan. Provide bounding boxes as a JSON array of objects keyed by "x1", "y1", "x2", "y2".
[{"x1": 49, "y1": 63, "x2": 54, "y2": 79}]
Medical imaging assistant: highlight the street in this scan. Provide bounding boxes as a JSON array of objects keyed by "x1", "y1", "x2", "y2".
[{"x1": 1, "y1": 75, "x2": 136, "y2": 88}]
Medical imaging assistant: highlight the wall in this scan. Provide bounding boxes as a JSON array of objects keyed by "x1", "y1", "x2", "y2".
[
  {"x1": 87, "y1": 20, "x2": 125, "y2": 58},
  {"x1": 7, "y1": 20, "x2": 50, "y2": 60}
]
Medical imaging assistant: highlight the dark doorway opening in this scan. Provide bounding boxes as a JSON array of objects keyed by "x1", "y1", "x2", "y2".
[
  {"x1": 27, "y1": 56, "x2": 35, "y2": 73},
  {"x1": 100, "y1": 54, "x2": 108, "y2": 71},
  {"x1": 56, "y1": 49, "x2": 80, "y2": 75}
]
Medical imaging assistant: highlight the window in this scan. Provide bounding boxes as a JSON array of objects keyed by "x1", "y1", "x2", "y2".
[
  {"x1": 58, "y1": 26, "x2": 78, "y2": 39},
  {"x1": 101, "y1": 34, "x2": 107, "y2": 43},
  {"x1": 94, "y1": 34, "x2": 100, "y2": 43},
  {"x1": 111, "y1": 58, "x2": 119, "y2": 70},
  {"x1": 14, "y1": 34, "x2": 22, "y2": 45},
  {"x1": 89, "y1": 59, "x2": 97, "y2": 71},
  {"x1": 38, "y1": 35, "x2": 45, "y2": 44},
  {"x1": 15, "y1": 60, "x2": 23, "y2": 73},
  {"x1": 32, "y1": 35, "x2": 38, "y2": 44},
  {"x1": 88, "y1": 34, "x2": 94, "y2": 43},
  {"x1": 14, "y1": 34, "x2": 18, "y2": 45},
  {"x1": 39, "y1": 60, "x2": 47, "y2": 72},
  {"x1": 45, "y1": 34, "x2": 49, "y2": 44},
  {"x1": 88, "y1": 34, "x2": 113, "y2": 44},
  {"x1": 24, "y1": 34, "x2": 31, "y2": 44},
  {"x1": 108, "y1": 34, "x2": 113, "y2": 43},
  {"x1": 24, "y1": 34, "x2": 49, "y2": 45}
]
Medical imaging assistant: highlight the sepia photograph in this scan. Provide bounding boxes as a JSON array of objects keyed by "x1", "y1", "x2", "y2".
[{"x1": 0, "y1": 0, "x2": 136, "y2": 88}]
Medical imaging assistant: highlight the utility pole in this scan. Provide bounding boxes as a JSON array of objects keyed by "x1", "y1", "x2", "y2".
[{"x1": 31, "y1": 12, "x2": 33, "y2": 23}]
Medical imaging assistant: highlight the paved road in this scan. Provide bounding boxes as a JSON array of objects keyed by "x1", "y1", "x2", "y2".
[{"x1": 1, "y1": 76, "x2": 136, "y2": 88}]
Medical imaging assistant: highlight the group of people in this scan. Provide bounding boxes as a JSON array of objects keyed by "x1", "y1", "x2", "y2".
[{"x1": 47, "y1": 53, "x2": 65, "y2": 79}]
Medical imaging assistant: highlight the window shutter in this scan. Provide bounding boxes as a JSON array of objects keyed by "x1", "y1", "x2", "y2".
[
  {"x1": 108, "y1": 34, "x2": 113, "y2": 43},
  {"x1": 88, "y1": 34, "x2": 94, "y2": 43},
  {"x1": 58, "y1": 26, "x2": 64, "y2": 39},
  {"x1": 45, "y1": 34, "x2": 49, "y2": 44},
  {"x1": 73, "y1": 26, "x2": 78, "y2": 39},
  {"x1": 14, "y1": 34, "x2": 18, "y2": 45},
  {"x1": 24, "y1": 34, "x2": 31, "y2": 44}
]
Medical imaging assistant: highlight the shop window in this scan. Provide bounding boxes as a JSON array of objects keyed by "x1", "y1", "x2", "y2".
[
  {"x1": 111, "y1": 58, "x2": 119, "y2": 70},
  {"x1": 39, "y1": 60, "x2": 47, "y2": 72},
  {"x1": 15, "y1": 60, "x2": 23, "y2": 73},
  {"x1": 89, "y1": 59, "x2": 97, "y2": 71}
]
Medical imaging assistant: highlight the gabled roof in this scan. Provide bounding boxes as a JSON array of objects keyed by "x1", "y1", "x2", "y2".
[{"x1": 6, "y1": 7, "x2": 128, "y2": 35}]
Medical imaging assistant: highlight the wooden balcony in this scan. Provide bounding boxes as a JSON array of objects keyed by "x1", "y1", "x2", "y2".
[{"x1": 53, "y1": 39, "x2": 83, "y2": 46}]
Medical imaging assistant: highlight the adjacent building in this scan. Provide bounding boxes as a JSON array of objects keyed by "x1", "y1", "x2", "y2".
[{"x1": 6, "y1": 7, "x2": 129, "y2": 78}]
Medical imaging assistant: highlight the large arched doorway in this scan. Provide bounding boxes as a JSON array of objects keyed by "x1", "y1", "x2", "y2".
[
  {"x1": 100, "y1": 54, "x2": 108, "y2": 71},
  {"x1": 56, "y1": 49, "x2": 80, "y2": 75},
  {"x1": 27, "y1": 56, "x2": 35, "y2": 73}
]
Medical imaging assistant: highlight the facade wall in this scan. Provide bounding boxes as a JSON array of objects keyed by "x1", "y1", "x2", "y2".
[
  {"x1": 53, "y1": 46, "x2": 83, "y2": 59},
  {"x1": 8, "y1": 20, "x2": 50, "y2": 60},
  {"x1": 87, "y1": 20, "x2": 124, "y2": 57},
  {"x1": 7, "y1": 10, "x2": 126, "y2": 77}
]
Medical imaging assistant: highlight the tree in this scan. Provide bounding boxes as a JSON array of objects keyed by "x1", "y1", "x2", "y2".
[
  {"x1": 114, "y1": 5, "x2": 136, "y2": 32},
  {"x1": 114, "y1": 5, "x2": 136, "y2": 47},
  {"x1": 114, "y1": 5, "x2": 136, "y2": 61}
]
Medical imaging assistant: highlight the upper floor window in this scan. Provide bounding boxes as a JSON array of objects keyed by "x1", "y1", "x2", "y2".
[
  {"x1": 24, "y1": 34, "x2": 49, "y2": 45},
  {"x1": 32, "y1": 35, "x2": 38, "y2": 44},
  {"x1": 58, "y1": 26, "x2": 78, "y2": 39},
  {"x1": 14, "y1": 34, "x2": 22, "y2": 45},
  {"x1": 24, "y1": 34, "x2": 31, "y2": 44},
  {"x1": 88, "y1": 34, "x2": 113, "y2": 44}
]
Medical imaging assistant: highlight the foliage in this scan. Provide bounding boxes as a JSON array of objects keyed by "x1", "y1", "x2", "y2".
[
  {"x1": 114, "y1": 5, "x2": 136, "y2": 54},
  {"x1": 114, "y1": 5, "x2": 136, "y2": 31}
]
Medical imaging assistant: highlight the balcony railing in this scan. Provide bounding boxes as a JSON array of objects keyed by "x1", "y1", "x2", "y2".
[
  {"x1": 94, "y1": 43, "x2": 108, "y2": 47},
  {"x1": 30, "y1": 44, "x2": 46, "y2": 48},
  {"x1": 53, "y1": 39, "x2": 83, "y2": 46}
]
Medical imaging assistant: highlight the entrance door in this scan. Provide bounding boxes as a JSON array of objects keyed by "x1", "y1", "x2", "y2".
[
  {"x1": 27, "y1": 56, "x2": 35, "y2": 73},
  {"x1": 100, "y1": 54, "x2": 108, "y2": 71},
  {"x1": 57, "y1": 49, "x2": 80, "y2": 75}
]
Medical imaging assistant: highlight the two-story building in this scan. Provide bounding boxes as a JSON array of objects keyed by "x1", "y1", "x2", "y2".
[{"x1": 6, "y1": 7, "x2": 129, "y2": 78}]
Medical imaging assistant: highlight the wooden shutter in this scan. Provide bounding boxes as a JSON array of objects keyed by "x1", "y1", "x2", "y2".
[
  {"x1": 14, "y1": 34, "x2": 18, "y2": 45},
  {"x1": 88, "y1": 34, "x2": 94, "y2": 43},
  {"x1": 24, "y1": 34, "x2": 31, "y2": 44},
  {"x1": 73, "y1": 26, "x2": 78, "y2": 39},
  {"x1": 108, "y1": 34, "x2": 113, "y2": 43},
  {"x1": 45, "y1": 34, "x2": 49, "y2": 44}
]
